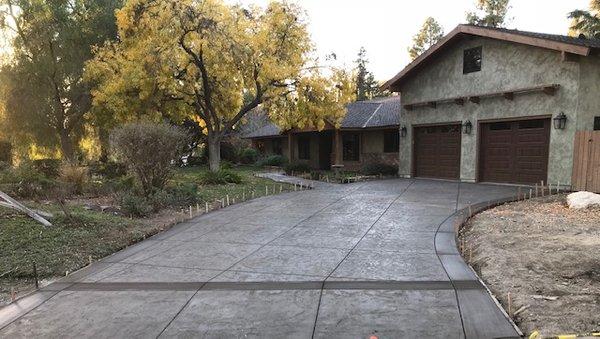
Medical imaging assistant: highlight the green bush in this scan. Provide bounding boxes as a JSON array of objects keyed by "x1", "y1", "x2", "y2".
[
  {"x1": 220, "y1": 160, "x2": 233, "y2": 169},
  {"x1": 220, "y1": 142, "x2": 238, "y2": 163},
  {"x1": 257, "y1": 154, "x2": 287, "y2": 167},
  {"x1": 200, "y1": 169, "x2": 243, "y2": 185},
  {"x1": 0, "y1": 163, "x2": 56, "y2": 198},
  {"x1": 361, "y1": 162, "x2": 398, "y2": 176},
  {"x1": 186, "y1": 155, "x2": 206, "y2": 167},
  {"x1": 0, "y1": 141, "x2": 11, "y2": 165},
  {"x1": 164, "y1": 183, "x2": 199, "y2": 207},
  {"x1": 32, "y1": 159, "x2": 62, "y2": 178},
  {"x1": 110, "y1": 122, "x2": 189, "y2": 195},
  {"x1": 118, "y1": 193, "x2": 153, "y2": 217},
  {"x1": 239, "y1": 148, "x2": 259, "y2": 164},
  {"x1": 284, "y1": 162, "x2": 311, "y2": 175},
  {"x1": 89, "y1": 161, "x2": 127, "y2": 179}
]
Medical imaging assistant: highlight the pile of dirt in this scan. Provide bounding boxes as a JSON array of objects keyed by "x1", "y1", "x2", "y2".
[{"x1": 460, "y1": 194, "x2": 600, "y2": 336}]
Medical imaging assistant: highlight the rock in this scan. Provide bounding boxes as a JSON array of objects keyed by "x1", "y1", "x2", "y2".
[{"x1": 567, "y1": 191, "x2": 600, "y2": 209}]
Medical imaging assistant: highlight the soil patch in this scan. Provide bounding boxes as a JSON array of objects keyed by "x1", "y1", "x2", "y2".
[{"x1": 460, "y1": 194, "x2": 600, "y2": 336}]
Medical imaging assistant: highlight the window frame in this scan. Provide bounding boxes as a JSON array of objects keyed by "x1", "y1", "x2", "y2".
[
  {"x1": 383, "y1": 130, "x2": 400, "y2": 153},
  {"x1": 342, "y1": 133, "x2": 360, "y2": 162},
  {"x1": 297, "y1": 136, "x2": 310, "y2": 160},
  {"x1": 463, "y1": 46, "x2": 482, "y2": 74}
]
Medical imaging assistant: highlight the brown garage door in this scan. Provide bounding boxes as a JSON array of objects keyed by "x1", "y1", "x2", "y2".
[
  {"x1": 414, "y1": 124, "x2": 461, "y2": 179},
  {"x1": 479, "y1": 118, "x2": 550, "y2": 184}
]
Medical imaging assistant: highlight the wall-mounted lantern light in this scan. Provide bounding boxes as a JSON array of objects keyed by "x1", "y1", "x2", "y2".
[
  {"x1": 400, "y1": 126, "x2": 407, "y2": 137},
  {"x1": 553, "y1": 112, "x2": 567, "y2": 130},
  {"x1": 462, "y1": 120, "x2": 472, "y2": 134}
]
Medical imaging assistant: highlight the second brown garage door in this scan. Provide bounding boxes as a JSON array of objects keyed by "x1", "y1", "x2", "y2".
[
  {"x1": 414, "y1": 124, "x2": 461, "y2": 179},
  {"x1": 479, "y1": 118, "x2": 550, "y2": 184}
]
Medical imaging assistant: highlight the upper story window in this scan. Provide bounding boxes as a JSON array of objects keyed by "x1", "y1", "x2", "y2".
[
  {"x1": 595, "y1": 116, "x2": 600, "y2": 130},
  {"x1": 463, "y1": 46, "x2": 482, "y2": 74},
  {"x1": 383, "y1": 130, "x2": 399, "y2": 153}
]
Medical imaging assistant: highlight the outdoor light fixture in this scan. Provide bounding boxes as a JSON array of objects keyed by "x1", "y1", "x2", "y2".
[
  {"x1": 463, "y1": 120, "x2": 472, "y2": 134},
  {"x1": 553, "y1": 112, "x2": 567, "y2": 130},
  {"x1": 400, "y1": 126, "x2": 407, "y2": 137}
]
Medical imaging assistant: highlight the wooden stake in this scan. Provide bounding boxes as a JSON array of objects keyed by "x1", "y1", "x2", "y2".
[
  {"x1": 89, "y1": 255, "x2": 92, "y2": 265},
  {"x1": 252, "y1": 191, "x2": 255, "y2": 198},
  {"x1": 242, "y1": 191, "x2": 245, "y2": 201},
  {"x1": 535, "y1": 184, "x2": 538, "y2": 197},
  {"x1": 11, "y1": 287, "x2": 16, "y2": 302},
  {"x1": 226, "y1": 195, "x2": 230, "y2": 206},
  {"x1": 196, "y1": 203, "x2": 200, "y2": 213},
  {"x1": 529, "y1": 189, "x2": 532, "y2": 200},
  {"x1": 280, "y1": 184, "x2": 283, "y2": 193},
  {"x1": 205, "y1": 202, "x2": 209, "y2": 213},
  {"x1": 232, "y1": 198, "x2": 235, "y2": 204},
  {"x1": 189, "y1": 206, "x2": 193, "y2": 218},
  {"x1": 507, "y1": 292, "x2": 512, "y2": 317},
  {"x1": 265, "y1": 186, "x2": 268, "y2": 195}
]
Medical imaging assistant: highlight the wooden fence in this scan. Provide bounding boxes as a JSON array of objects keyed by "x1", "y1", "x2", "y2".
[{"x1": 572, "y1": 130, "x2": 600, "y2": 193}]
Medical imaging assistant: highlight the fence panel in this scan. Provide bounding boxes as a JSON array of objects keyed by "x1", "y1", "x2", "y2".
[{"x1": 572, "y1": 131, "x2": 600, "y2": 193}]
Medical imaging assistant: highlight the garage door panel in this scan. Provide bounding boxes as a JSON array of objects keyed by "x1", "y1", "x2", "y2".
[
  {"x1": 414, "y1": 124, "x2": 461, "y2": 179},
  {"x1": 479, "y1": 118, "x2": 550, "y2": 184}
]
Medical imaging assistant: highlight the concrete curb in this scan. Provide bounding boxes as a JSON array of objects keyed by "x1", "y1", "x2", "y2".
[{"x1": 435, "y1": 195, "x2": 525, "y2": 338}]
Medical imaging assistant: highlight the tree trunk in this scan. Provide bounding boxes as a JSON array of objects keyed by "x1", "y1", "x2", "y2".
[
  {"x1": 98, "y1": 126, "x2": 110, "y2": 163},
  {"x1": 207, "y1": 134, "x2": 221, "y2": 172},
  {"x1": 59, "y1": 129, "x2": 75, "y2": 163}
]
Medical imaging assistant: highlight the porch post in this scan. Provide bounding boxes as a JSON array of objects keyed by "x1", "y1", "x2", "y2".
[{"x1": 334, "y1": 128, "x2": 342, "y2": 166}]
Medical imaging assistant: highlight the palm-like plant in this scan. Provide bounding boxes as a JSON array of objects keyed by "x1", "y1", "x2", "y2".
[{"x1": 569, "y1": 0, "x2": 600, "y2": 39}]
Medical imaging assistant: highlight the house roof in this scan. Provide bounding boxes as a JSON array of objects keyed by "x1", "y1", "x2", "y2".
[
  {"x1": 383, "y1": 24, "x2": 600, "y2": 91},
  {"x1": 243, "y1": 96, "x2": 401, "y2": 139}
]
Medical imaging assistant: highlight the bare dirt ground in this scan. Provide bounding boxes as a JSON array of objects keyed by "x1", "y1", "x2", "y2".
[{"x1": 460, "y1": 194, "x2": 600, "y2": 337}]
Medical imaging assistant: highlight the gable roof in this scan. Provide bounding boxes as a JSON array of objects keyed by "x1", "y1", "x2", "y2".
[
  {"x1": 243, "y1": 96, "x2": 401, "y2": 139},
  {"x1": 383, "y1": 24, "x2": 600, "y2": 91}
]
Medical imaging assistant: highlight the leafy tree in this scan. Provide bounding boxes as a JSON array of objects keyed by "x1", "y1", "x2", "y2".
[
  {"x1": 408, "y1": 17, "x2": 444, "y2": 60},
  {"x1": 0, "y1": 0, "x2": 121, "y2": 162},
  {"x1": 568, "y1": 0, "x2": 600, "y2": 39},
  {"x1": 466, "y1": 0, "x2": 510, "y2": 27},
  {"x1": 87, "y1": 0, "x2": 355, "y2": 172}
]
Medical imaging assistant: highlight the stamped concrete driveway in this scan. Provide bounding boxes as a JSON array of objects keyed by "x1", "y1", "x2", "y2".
[{"x1": 0, "y1": 178, "x2": 522, "y2": 338}]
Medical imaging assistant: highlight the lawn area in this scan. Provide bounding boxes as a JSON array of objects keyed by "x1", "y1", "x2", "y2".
[
  {"x1": 0, "y1": 165, "x2": 293, "y2": 305},
  {"x1": 172, "y1": 165, "x2": 293, "y2": 204}
]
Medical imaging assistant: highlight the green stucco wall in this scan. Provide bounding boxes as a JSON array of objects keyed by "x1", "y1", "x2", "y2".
[{"x1": 396, "y1": 36, "x2": 598, "y2": 186}]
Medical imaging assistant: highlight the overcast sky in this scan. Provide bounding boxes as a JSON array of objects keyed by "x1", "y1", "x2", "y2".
[{"x1": 239, "y1": 0, "x2": 590, "y2": 82}]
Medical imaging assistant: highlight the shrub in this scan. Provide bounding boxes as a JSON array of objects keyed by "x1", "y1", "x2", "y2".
[
  {"x1": 200, "y1": 169, "x2": 243, "y2": 185},
  {"x1": 159, "y1": 183, "x2": 199, "y2": 208},
  {"x1": 0, "y1": 163, "x2": 56, "y2": 198},
  {"x1": 239, "y1": 148, "x2": 259, "y2": 164},
  {"x1": 58, "y1": 164, "x2": 89, "y2": 195},
  {"x1": 118, "y1": 192, "x2": 153, "y2": 217},
  {"x1": 110, "y1": 122, "x2": 189, "y2": 195},
  {"x1": 186, "y1": 155, "x2": 206, "y2": 167},
  {"x1": 220, "y1": 160, "x2": 233, "y2": 169},
  {"x1": 257, "y1": 154, "x2": 287, "y2": 167},
  {"x1": 361, "y1": 162, "x2": 398, "y2": 176},
  {"x1": 220, "y1": 142, "x2": 238, "y2": 163},
  {"x1": 284, "y1": 162, "x2": 311, "y2": 175},
  {"x1": 32, "y1": 159, "x2": 61, "y2": 178},
  {"x1": 89, "y1": 161, "x2": 127, "y2": 179},
  {"x1": 0, "y1": 141, "x2": 11, "y2": 165}
]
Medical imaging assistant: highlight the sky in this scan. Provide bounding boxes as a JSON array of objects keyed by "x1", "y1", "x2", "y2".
[{"x1": 237, "y1": 0, "x2": 590, "y2": 82}]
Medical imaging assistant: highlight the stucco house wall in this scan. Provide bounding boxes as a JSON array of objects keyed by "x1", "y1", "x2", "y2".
[{"x1": 398, "y1": 36, "x2": 586, "y2": 185}]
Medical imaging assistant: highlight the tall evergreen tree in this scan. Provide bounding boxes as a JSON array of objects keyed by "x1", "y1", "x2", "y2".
[
  {"x1": 466, "y1": 0, "x2": 510, "y2": 27},
  {"x1": 408, "y1": 17, "x2": 444, "y2": 60},
  {"x1": 568, "y1": 0, "x2": 600, "y2": 39},
  {"x1": 354, "y1": 47, "x2": 381, "y2": 101},
  {"x1": 0, "y1": 0, "x2": 121, "y2": 161}
]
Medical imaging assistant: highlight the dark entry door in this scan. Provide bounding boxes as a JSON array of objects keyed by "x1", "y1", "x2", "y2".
[
  {"x1": 414, "y1": 124, "x2": 461, "y2": 179},
  {"x1": 318, "y1": 131, "x2": 333, "y2": 170},
  {"x1": 479, "y1": 118, "x2": 550, "y2": 184}
]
